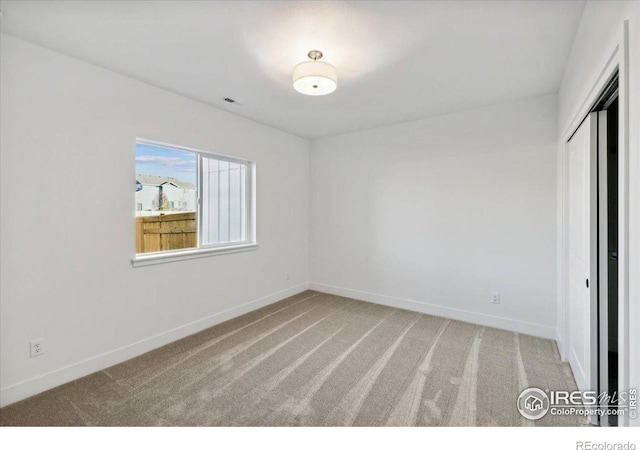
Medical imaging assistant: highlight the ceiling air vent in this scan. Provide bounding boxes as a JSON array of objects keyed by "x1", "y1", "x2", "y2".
[{"x1": 224, "y1": 97, "x2": 236, "y2": 104}]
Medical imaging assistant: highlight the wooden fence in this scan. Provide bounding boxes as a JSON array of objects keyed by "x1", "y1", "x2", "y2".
[{"x1": 135, "y1": 212, "x2": 197, "y2": 254}]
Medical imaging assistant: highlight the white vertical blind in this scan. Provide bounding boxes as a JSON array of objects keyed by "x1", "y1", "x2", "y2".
[{"x1": 201, "y1": 156, "x2": 248, "y2": 245}]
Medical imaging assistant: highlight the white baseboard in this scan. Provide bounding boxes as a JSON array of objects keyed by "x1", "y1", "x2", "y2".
[
  {"x1": 555, "y1": 329, "x2": 567, "y2": 361},
  {"x1": 0, "y1": 282, "x2": 310, "y2": 408},
  {"x1": 309, "y1": 282, "x2": 556, "y2": 340}
]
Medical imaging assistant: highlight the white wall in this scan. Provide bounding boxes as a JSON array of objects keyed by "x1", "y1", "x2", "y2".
[
  {"x1": 310, "y1": 95, "x2": 558, "y2": 339},
  {"x1": 557, "y1": 0, "x2": 640, "y2": 426},
  {"x1": 0, "y1": 35, "x2": 310, "y2": 406}
]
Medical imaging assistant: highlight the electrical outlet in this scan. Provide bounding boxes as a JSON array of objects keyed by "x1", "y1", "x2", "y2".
[
  {"x1": 491, "y1": 292, "x2": 501, "y2": 304},
  {"x1": 286, "y1": 272, "x2": 291, "y2": 281},
  {"x1": 30, "y1": 339, "x2": 45, "y2": 358}
]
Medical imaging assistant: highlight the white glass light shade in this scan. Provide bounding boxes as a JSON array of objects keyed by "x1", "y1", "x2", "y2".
[{"x1": 292, "y1": 60, "x2": 337, "y2": 96}]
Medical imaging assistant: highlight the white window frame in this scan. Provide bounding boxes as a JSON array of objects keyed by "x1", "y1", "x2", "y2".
[{"x1": 132, "y1": 138, "x2": 257, "y2": 267}]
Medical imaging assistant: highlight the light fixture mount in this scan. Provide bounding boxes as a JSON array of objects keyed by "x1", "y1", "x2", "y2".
[
  {"x1": 293, "y1": 49, "x2": 337, "y2": 96},
  {"x1": 308, "y1": 50, "x2": 323, "y2": 61}
]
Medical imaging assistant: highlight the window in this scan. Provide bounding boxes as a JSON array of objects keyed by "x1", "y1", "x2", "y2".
[{"x1": 134, "y1": 139, "x2": 255, "y2": 265}]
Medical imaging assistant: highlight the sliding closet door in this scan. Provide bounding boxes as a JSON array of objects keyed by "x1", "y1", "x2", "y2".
[
  {"x1": 567, "y1": 112, "x2": 598, "y2": 409},
  {"x1": 597, "y1": 110, "x2": 610, "y2": 423}
]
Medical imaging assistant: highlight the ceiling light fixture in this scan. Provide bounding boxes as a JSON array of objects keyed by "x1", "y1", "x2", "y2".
[{"x1": 292, "y1": 50, "x2": 337, "y2": 96}]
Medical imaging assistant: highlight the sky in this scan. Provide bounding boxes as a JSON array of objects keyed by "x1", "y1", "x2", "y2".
[{"x1": 135, "y1": 142, "x2": 197, "y2": 185}]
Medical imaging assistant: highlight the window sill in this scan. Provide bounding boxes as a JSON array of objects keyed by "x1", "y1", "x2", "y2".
[{"x1": 132, "y1": 243, "x2": 259, "y2": 267}]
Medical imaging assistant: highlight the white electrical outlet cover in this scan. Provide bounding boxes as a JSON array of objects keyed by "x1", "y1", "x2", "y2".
[{"x1": 30, "y1": 339, "x2": 45, "y2": 357}]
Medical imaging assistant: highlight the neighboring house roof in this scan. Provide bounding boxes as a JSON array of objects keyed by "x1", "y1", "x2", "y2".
[{"x1": 136, "y1": 174, "x2": 195, "y2": 189}]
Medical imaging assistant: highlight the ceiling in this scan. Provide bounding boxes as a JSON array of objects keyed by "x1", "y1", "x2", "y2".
[{"x1": 0, "y1": 1, "x2": 585, "y2": 139}]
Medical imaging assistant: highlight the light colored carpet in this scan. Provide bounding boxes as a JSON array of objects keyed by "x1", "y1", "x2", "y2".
[{"x1": 0, "y1": 291, "x2": 587, "y2": 426}]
